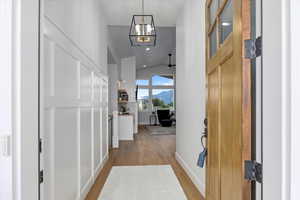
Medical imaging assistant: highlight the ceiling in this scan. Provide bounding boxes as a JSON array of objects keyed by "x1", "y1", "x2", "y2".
[
  {"x1": 99, "y1": 0, "x2": 185, "y2": 26},
  {"x1": 108, "y1": 26, "x2": 176, "y2": 69}
]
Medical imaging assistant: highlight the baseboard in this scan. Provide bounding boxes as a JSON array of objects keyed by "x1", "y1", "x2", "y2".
[
  {"x1": 80, "y1": 154, "x2": 109, "y2": 200},
  {"x1": 102, "y1": 153, "x2": 109, "y2": 166},
  {"x1": 94, "y1": 161, "x2": 103, "y2": 180},
  {"x1": 80, "y1": 176, "x2": 94, "y2": 200},
  {"x1": 175, "y1": 152, "x2": 205, "y2": 197}
]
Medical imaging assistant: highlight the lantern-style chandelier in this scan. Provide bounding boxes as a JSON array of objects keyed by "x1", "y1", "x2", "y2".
[{"x1": 129, "y1": 0, "x2": 157, "y2": 46}]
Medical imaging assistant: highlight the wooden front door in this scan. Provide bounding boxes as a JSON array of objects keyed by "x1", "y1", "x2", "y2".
[{"x1": 205, "y1": 0, "x2": 252, "y2": 200}]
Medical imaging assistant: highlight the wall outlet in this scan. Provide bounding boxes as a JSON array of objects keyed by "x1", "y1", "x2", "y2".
[{"x1": 0, "y1": 135, "x2": 11, "y2": 157}]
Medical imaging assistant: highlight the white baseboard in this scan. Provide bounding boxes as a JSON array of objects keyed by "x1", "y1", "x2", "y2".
[
  {"x1": 175, "y1": 152, "x2": 205, "y2": 197},
  {"x1": 80, "y1": 176, "x2": 94, "y2": 200},
  {"x1": 80, "y1": 154, "x2": 109, "y2": 200}
]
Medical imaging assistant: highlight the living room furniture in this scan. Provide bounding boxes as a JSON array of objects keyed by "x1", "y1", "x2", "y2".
[{"x1": 156, "y1": 110, "x2": 173, "y2": 127}]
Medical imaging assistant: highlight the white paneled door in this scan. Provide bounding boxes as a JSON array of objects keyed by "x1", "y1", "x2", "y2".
[{"x1": 40, "y1": 14, "x2": 109, "y2": 200}]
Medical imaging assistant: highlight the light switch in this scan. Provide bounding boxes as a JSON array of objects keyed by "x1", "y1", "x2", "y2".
[{"x1": 0, "y1": 135, "x2": 11, "y2": 157}]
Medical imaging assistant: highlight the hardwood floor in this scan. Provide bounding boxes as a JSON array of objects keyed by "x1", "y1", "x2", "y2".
[{"x1": 85, "y1": 126, "x2": 204, "y2": 200}]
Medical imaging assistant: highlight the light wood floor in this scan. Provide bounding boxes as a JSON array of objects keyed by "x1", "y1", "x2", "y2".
[{"x1": 85, "y1": 126, "x2": 204, "y2": 200}]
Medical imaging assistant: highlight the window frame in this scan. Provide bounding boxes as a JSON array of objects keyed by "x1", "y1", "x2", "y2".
[{"x1": 136, "y1": 74, "x2": 175, "y2": 112}]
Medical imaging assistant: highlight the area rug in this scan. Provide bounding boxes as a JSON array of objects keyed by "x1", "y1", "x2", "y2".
[
  {"x1": 146, "y1": 125, "x2": 176, "y2": 135},
  {"x1": 98, "y1": 165, "x2": 187, "y2": 200}
]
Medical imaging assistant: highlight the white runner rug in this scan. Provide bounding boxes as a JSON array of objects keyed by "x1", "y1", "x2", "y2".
[{"x1": 98, "y1": 165, "x2": 187, "y2": 200}]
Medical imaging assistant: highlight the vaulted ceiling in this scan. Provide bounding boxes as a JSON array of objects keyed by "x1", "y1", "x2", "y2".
[
  {"x1": 108, "y1": 26, "x2": 176, "y2": 69},
  {"x1": 101, "y1": 0, "x2": 181, "y2": 69}
]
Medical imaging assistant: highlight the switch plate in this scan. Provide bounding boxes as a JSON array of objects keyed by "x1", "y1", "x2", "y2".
[{"x1": 0, "y1": 135, "x2": 11, "y2": 157}]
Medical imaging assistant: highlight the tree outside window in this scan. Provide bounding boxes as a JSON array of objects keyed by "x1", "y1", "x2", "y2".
[{"x1": 152, "y1": 89, "x2": 174, "y2": 110}]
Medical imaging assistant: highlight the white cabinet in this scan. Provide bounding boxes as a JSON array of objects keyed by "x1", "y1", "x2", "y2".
[{"x1": 118, "y1": 115, "x2": 134, "y2": 141}]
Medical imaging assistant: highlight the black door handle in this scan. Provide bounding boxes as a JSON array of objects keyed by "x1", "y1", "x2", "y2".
[{"x1": 201, "y1": 118, "x2": 208, "y2": 148}]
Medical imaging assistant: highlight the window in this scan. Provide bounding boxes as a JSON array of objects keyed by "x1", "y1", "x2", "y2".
[
  {"x1": 137, "y1": 88, "x2": 150, "y2": 111},
  {"x1": 209, "y1": 0, "x2": 219, "y2": 25},
  {"x1": 219, "y1": 0, "x2": 233, "y2": 43},
  {"x1": 152, "y1": 75, "x2": 174, "y2": 86},
  {"x1": 152, "y1": 89, "x2": 174, "y2": 110},
  {"x1": 136, "y1": 79, "x2": 149, "y2": 86}
]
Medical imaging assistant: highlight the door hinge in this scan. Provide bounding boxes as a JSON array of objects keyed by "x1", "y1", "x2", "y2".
[
  {"x1": 245, "y1": 36, "x2": 262, "y2": 59},
  {"x1": 39, "y1": 170, "x2": 44, "y2": 184},
  {"x1": 244, "y1": 160, "x2": 262, "y2": 183},
  {"x1": 39, "y1": 138, "x2": 42, "y2": 153}
]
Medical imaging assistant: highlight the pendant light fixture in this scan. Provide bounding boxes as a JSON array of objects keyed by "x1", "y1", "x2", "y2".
[{"x1": 129, "y1": 0, "x2": 157, "y2": 46}]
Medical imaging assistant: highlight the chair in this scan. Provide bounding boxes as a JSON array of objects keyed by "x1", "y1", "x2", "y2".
[{"x1": 156, "y1": 110, "x2": 173, "y2": 127}]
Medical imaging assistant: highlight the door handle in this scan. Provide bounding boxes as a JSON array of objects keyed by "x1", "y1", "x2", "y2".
[{"x1": 201, "y1": 118, "x2": 208, "y2": 148}]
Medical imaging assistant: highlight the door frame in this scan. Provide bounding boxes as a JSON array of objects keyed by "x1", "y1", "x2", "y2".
[
  {"x1": 11, "y1": 0, "x2": 40, "y2": 199},
  {"x1": 290, "y1": 0, "x2": 300, "y2": 199},
  {"x1": 262, "y1": 0, "x2": 294, "y2": 200},
  {"x1": 12, "y1": 0, "x2": 39, "y2": 200}
]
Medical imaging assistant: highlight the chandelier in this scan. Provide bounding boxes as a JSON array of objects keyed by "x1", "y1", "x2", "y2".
[{"x1": 129, "y1": 0, "x2": 157, "y2": 46}]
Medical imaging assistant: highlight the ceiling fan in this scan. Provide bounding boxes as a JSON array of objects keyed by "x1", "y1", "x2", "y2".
[{"x1": 168, "y1": 53, "x2": 176, "y2": 68}]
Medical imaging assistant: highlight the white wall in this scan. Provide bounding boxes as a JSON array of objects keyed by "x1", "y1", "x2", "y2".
[
  {"x1": 41, "y1": 0, "x2": 109, "y2": 199},
  {"x1": 0, "y1": 1, "x2": 13, "y2": 199},
  {"x1": 108, "y1": 64, "x2": 119, "y2": 114},
  {"x1": 120, "y1": 57, "x2": 136, "y2": 102},
  {"x1": 44, "y1": 0, "x2": 108, "y2": 74},
  {"x1": 175, "y1": 0, "x2": 206, "y2": 195}
]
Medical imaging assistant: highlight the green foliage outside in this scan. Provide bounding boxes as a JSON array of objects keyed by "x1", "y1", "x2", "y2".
[{"x1": 152, "y1": 98, "x2": 173, "y2": 109}]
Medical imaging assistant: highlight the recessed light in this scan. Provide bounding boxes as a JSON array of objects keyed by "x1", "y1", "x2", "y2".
[
  {"x1": 222, "y1": 22, "x2": 231, "y2": 26},
  {"x1": 146, "y1": 48, "x2": 150, "y2": 51},
  {"x1": 143, "y1": 65, "x2": 147, "y2": 68}
]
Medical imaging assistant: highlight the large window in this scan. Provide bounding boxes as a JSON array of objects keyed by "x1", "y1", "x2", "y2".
[
  {"x1": 152, "y1": 75, "x2": 174, "y2": 86},
  {"x1": 137, "y1": 88, "x2": 150, "y2": 111},
  {"x1": 136, "y1": 74, "x2": 175, "y2": 112},
  {"x1": 152, "y1": 89, "x2": 174, "y2": 110},
  {"x1": 136, "y1": 79, "x2": 149, "y2": 86}
]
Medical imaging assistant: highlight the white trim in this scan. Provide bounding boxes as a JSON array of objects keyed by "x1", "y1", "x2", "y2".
[
  {"x1": 175, "y1": 152, "x2": 205, "y2": 197},
  {"x1": 81, "y1": 153, "x2": 109, "y2": 200},
  {"x1": 12, "y1": 0, "x2": 39, "y2": 199},
  {"x1": 262, "y1": 0, "x2": 291, "y2": 200},
  {"x1": 290, "y1": 0, "x2": 300, "y2": 199}
]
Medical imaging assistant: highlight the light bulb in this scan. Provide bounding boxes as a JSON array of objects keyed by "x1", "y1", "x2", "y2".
[
  {"x1": 135, "y1": 24, "x2": 142, "y2": 35},
  {"x1": 146, "y1": 24, "x2": 152, "y2": 34}
]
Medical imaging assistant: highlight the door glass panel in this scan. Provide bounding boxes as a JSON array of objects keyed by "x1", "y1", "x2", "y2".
[
  {"x1": 219, "y1": 0, "x2": 233, "y2": 43},
  {"x1": 210, "y1": 26, "x2": 217, "y2": 57},
  {"x1": 209, "y1": 0, "x2": 219, "y2": 24}
]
